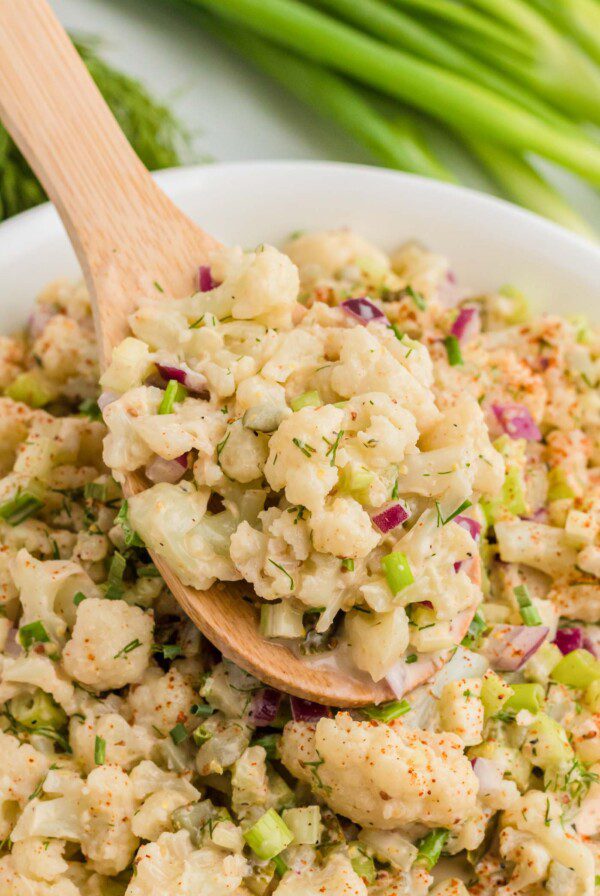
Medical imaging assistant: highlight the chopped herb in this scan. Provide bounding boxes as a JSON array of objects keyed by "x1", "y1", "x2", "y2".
[
  {"x1": 341, "y1": 558, "x2": 354, "y2": 571},
  {"x1": 153, "y1": 280, "x2": 164, "y2": 293},
  {"x1": 404, "y1": 285, "x2": 426, "y2": 311},
  {"x1": 189, "y1": 316, "x2": 204, "y2": 328},
  {"x1": 444, "y1": 334, "x2": 463, "y2": 366},
  {"x1": 153, "y1": 643, "x2": 183, "y2": 660},
  {"x1": 292, "y1": 437, "x2": 316, "y2": 458},
  {"x1": 169, "y1": 723, "x2": 188, "y2": 745},
  {"x1": 363, "y1": 699, "x2": 411, "y2": 721},
  {"x1": 78, "y1": 397, "x2": 102, "y2": 421},
  {"x1": 216, "y1": 431, "x2": 231, "y2": 459},
  {"x1": 19, "y1": 620, "x2": 49, "y2": 650},
  {"x1": 405, "y1": 653, "x2": 418, "y2": 664},
  {"x1": 0, "y1": 488, "x2": 44, "y2": 526},
  {"x1": 268, "y1": 559, "x2": 295, "y2": 591},
  {"x1": 158, "y1": 379, "x2": 187, "y2": 415},
  {"x1": 73, "y1": 591, "x2": 87, "y2": 606},
  {"x1": 390, "y1": 323, "x2": 404, "y2": 341},
  {"x1": 325, "y1": 430, "x2": 344, "y2": 466},
  {"x1": 50, "y1": 538, "x2": 60, "y2": 560},
  {"x1": 462, "y1": 610, "x2": 487, "y2": 648},
  {"x1": 391, "y1": 477, "x2": 399, "y2": 500},
  {"x1": 104, "y1": 551, "x2": 127, "y2": 600},
  {"x1": 115, "y1": 501, "x2": 144, "y2": 547},
  {"x1": 415, "y1": 828, "x2": 450, "y2": 870},
  {"x1": 301, "y1": 753, "x2": 332, "y2": 795},
  {"x1": 435, "y1": 499, "x2": 472, "y2": 526},
  {"x1": 94, "y1": 735, "x2": 106, "y2": 765},
  {"x1": 138, "y1": 563, "x2": 160, "y2": 578},
  {"x1": 84, "y1": 481, "x2": 108, "y2": 501},
  {"x1": 114, "y1": 638, "x2": 142, "y2": 659}
]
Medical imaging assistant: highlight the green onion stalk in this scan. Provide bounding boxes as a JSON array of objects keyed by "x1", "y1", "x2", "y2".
[
  {"x1": 185, "y1": 0, "x2": 600, "y2": 186},
  {"x1": 0, "y1": 37, "x2": 187, "y2": 221},
  {"x1": 387, "y1": 0, "x2": 600, "y2": 124},
  {"x1": 525, "y1": 0, "x2": 600, "y2": 68}
]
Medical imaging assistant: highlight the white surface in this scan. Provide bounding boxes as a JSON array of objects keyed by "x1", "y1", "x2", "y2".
[
  {"x1": 1, "y1": 161, "x2": 599, "y2": 331},
  {"x1": 51, "y1": 0, "x2": 600, "y2": 232}
]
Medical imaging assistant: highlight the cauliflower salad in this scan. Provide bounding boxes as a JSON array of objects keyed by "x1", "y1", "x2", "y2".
[{"x1": 0, "y1": 229, "x2": 597, "y2": 896}]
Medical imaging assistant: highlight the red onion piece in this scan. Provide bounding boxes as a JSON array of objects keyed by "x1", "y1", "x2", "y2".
[
  {"x1": 554, "y1": 627, "x2": 583, "y2": 655},
  {"x1": 492, "y1": 403, "x2": 542, "y2": 442},
  {"x1": 4, "y1": 627, "x2": 21, "y2": 658},
  {"x1": 454, "y1": 515, "x2": 482, "y2": 542},
  {"x1": 28, "y1": 305, "x2": 58, "y2": 340},
  {"x1": 250, "y1": 688, "x2": 282, "y2": 727},
  {"x1": 385, "y1": 662, "x2": 408, "y2": 699},
  {"x1": 372, "y1": 503, "x2": 409, "y2": 534},
  {"x1": 450, "y1": 306, "x2": 479, "y2": 342},
  {"x1": 453, "y1": 561, "x2": 463, "y2": 573},
  {"x1": 341, "y1": 297, "x2": 387, "y2": 326},
  {"x1": 472, "y1": 757, "x2": 504, "y2": 793},
  {"x1": 146, "y1": 455, "x2": 188, "y2": 484},
  {"x1": 98, "y1": 390, "x2": 118, "y2": 411},
  {"x1": 290, "y1": 696, "x2": 331, "y2": 723},
  {"x1": 156, "y1": 363, "x2": 209, "y2": 396},
  {"x1": 483, "y1": 624, "x2": 549, "y2": 671},
  {"x1": 198, "y1": 265, "x2": 216, "y2": 292}
]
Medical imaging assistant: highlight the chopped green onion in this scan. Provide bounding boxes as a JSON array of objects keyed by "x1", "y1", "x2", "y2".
[
  {"x1": 244, "y1": 808, "x2": 294, "y2": 860},
  {"x1": 363, "y1": 699, "x2": 411, "y2": 722},
  {"x1": 404, "y1": 285, "x2": 426, "y2": 311},
  {"x1": 551, "y1": 649, "x2": 600, "y2": 689},
  {"x1": 415, "y1": 828, "x2": 450, "y2": 870},
  {"x1": 192, "y1": 725, "x2": 212, "y2": 746},
  {"x1": 381, "y1": 551, "x2": 414, "y2": 594},
  {"x1": 18, "y1": 620, "x2": 49, "y2": 650},
  {"x1": 436, "y1": 499, "x2": 472, "y2": 526},
  {"x1": 348, "y1": 843, "x2": 377, "y2": 884},
  {"x1": 73, "y1": 591, "x2": 87, "y2": 606},
  {"x1": 153, "y1": 643, "x2": 183, "y2": 660},
  {"x1": 0, "y1": 487, "x2": 44, "y2": 526},
  {"x1": 158, "y1": 379, "x2": 187, "y2": 415},
  {"x1": 272, "y1": 856, "x2": 288, "y2": 877},
  {"x1": 138, "y1": 563, "x2": 160, "y2": 578},
  {"x1": 260, "y1": 602, "x2": 304, "y2": 638},
  {"x1": 505, "y1": 682, "x2": 545, "y2": 714},
  {"x1": 191, "y1": 702, "x2": 214, "y2": 717},
  {"x1": 290, "y1": 390, "x2": 321, "y2": 411},
  {"x1": 169, "y1": 723, "x2": 189, "y2": 744},
  {"x1": 267, "y1": 560, "x2": 295, "y2": 592},
  {"x1": 104, "y1": 551, "x2": 126, "y2": 600},
  {"x1": 514, "y1": 584, "x2": 542, "y2": 626},
  {"x1": 291, "y1": 437, "x2": 316, "y2": 458},
  {"x1": 390, "y1": 323, "x2": 405, "y2": 341},
  {"x1": 461, "y1": 610, "x2": 487, "y2": 649},
  {"x1": 405, "y1": 653, "x2": 418, "y2": 663},
  {"x1": 481, "y1": 670, "x2": 514, "y2": 719},
  {"x1": 84, "y1": 481, "x2": 108, "y2": 501},
  {"x1": 115, "y1": 501, "x2": 144, "y2": 547},
  {"x1": 94, "y1": 735, "x2": 106, "y2": 765},
  {"x1": 113, "y1": 638, "x2": 142, "y2": 659},
  {"x1": 9, "y1": 689, "x2": 66, "y2": 731},
  {"x1": 444, "y1": 334, "x2": 463, "y2": 366},
  {"x1": 78, "y1": 397, "x2": 103, "y2": 421},
  {"x1": 341, "y1": 558, "x2": 354, "y2": 571},
  {"x1": 252, "y1": 732, "x2": 279, "y2": 759}
]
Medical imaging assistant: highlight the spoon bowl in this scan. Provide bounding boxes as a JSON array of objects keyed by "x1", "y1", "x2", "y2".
[{"x1": 0, "y1": 0, "x2": 476, "y2": 705}]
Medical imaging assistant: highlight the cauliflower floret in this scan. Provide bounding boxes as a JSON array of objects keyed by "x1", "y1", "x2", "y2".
[
  {"x1": 128, "y1": 481, "x2": 241, "y2": 590},
  {"x1": 345, "y1": 606, "x2": 409, "y2": 681},
  {"x1": 129, "y1": 761, "x2": 200, "y2": 840},
  {"x1": 62, "y1": 598, "x2": 152, "y2": 691},
  {"x1": 128, "y1": 304, "x2": 190, "y2": 353},
  {"x1": 0, "y1": 854, "x2": 80, "y2": 896},
  {"x1": 11, "y1": 837, "x2": 68, "y2": 881},
  {"x1": 264, "y1": 405, "x2": 344, "y2": 512},
  {"x1": 0, "y1": 733, "x2": 50, "y2": 839},
  {"x1": 310, "y1": 497, "x2": 378, "y2": 559},
  {"x1": 100, "y1": 337, "x2": 154, "y2": 393},
  {"x1": 439, "y1": 678, "x2": 484, "y2": 746},
  {"x1": 79, "y1": 764, "x2": 138, "y2": 875},
  {"x1": 274, "y1": 853, "x2": 367, "y2": 895},
  {"x1": 329, "y1": 326, "x2": 439, "y2": 432},
  {"x1": 69, "y1": 712, "x2": 154, "y2": 773},
  {"x1": 125, "y1": 830, "x2": 250, "y2": 896},
  {"x1": 549, "y1": 580, "x2": 600, "y2": 622},
  {"x1": 284, "y1": 228, "x2": 389, "y2": 290},
  {"x1": 280, "y1": 714, "x2": 478, "y2": 829},
  {"x1": 342, "y1": 392, "x2": 419, "y2": 471},
  {"x1": 102, "y1": 386, "x2": 162, "y2": 473},
  {"x1": 231, "y1": 745, "x2": 269, "y2": 819},
  {"x1": 0, "y1": 654, "x2": 76, "y2": 713},
  {"x1": 127, "y1": 665, "x2": 197, "y2": 735},
  {"x1": 218, "y1": 420, "x2": 269, "y2": 483},
  {"x1": 495, "y1": 519, "x2": 578, "y2": 579}
]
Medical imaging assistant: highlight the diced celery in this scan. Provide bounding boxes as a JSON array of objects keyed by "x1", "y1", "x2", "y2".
[
  {"x1": 94, "y1": 735, "x2": 106, "y2": 765},
  {"x1": 585, "y1": 679, "x2": 600, "y2": 713},
  {"x1": 524, "y1": 713, "x2": 573, "y2": 768},
  {"x1": 5, "y1": 371, "x2": 55, "y2": 407},
  {"x1": 363, "y1": 699, "x2": 411, "y2": 722},
  {"x1": 9, "y1": 688, "x2": 67, "y2": 731},
  {"x1": 480, "y1": 670, "x2": 514, "y2": 720},
  {"x1": 348, "y1": 843, "x2": 377, "y2": 885},
  {"x1": 290, "y1": 390, "x2": 321, "y2": 412},
  {"x1": 415, "y1": 828, "x2": 450, "y2": 870},
  {"x1": 482, "y1": 467, "x2": 528, "y2": 525},
  {"x1": 381, "y1": 551, "x2": 414, "y2": 594},
  {"x1": 524, "y1": 642, "x2": 562, "y2": 685},
  {"x1": 514, "y1": 584, "x2": 542, "y2": 626},
  {"x1": 504, "y1": 683, "x2": 545, "y2": 714},
  {"x1": 551, "y1": 649, "x2": 600, "y2": 689},
  {"x1": 547, "y1": 467, "x2": 575, "y2": 502},
  {"x1": 337, "y1": 464, "x2": 375, "y2": 503},
  {"x1": 159, "y1": 379, "x2": 187, "y2": 415},
  {"x1": 260, "y1": 602, "x2": 305, "y2": 639},
  {"x1": 499, "y1": 285, "x2": 530, "y2": 324},
  {"x1": 244, "y1": 809, "x2": 293, "y2": 860},
  {"x1": 282, "y1": 806, "x2": 322, "y2": 845}
]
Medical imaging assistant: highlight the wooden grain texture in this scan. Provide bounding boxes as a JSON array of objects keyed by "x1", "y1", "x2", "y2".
[{"x1": 0, "y1": 0, "x2": 476, "y2": 705}]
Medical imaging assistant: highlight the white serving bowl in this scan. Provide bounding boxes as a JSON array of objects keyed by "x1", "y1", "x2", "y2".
[{"x1": 1, "y1": 160, "x2": 599, "y2": 329}]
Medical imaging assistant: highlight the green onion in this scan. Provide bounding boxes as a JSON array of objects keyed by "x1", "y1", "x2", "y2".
[
  {"x1": 104, "y1": 551, "x2": 127, "y2": 600},
  {"x1": 84, "y1": 481, "x2": 108, "y2": 501},
  {"x1": 158, "y1": 379, "x2": 188, "y2": 415},
  {"x1": 113, "y1": 638, "x2": 142, "y2": 659},
  {"x1": 480, "y1": 670, "x2": 514, "y2": 719},
  {"x1": 0, "y1": 487, "x2": 44, "y2": 526},
  {"x1": 191, "y1": 702, "x2": 214, "y2": 717},
  {"x1": 252, "y1": 732, "x2": 280, "y2": 759},
  {"x1": 551, "y1": 649, "x2": 600, "y2": 689},
  {"x1": 272, "y1": 856, "x2": 288, "y2": 877},
  {"x1": 348, "y1": 844, "x2": 377, "y2": 884},
  {"x1": 73, "y1": 591, "x2": 87, "y2": 606},
  {"x1": 504, "y1": 682, "x2": 545, "y2": 714},
  {"x1": 78, "y1": 397, "x2": 103, "y2": 421},
  {"x1": 18, "y1": 620, "x2": 49, "y2": 650},
  {"x1": 244, "y1": 808, "x2": 294, "y2": 860},
  {"x1": 153, "y1": 643, "x2": 183, "y2": 659},
  {"x1": 192, "y1": 725, "x2": 212, "y2": 745},
  {"x1": 461, "y1": 609, "x2": 487, "y2": 649},
  {"x1": 115, "y1": 501, "x2": 145, "y2": 547},
  {"x1": 363, "y1": 699, "x2": 411, "y2": 721},
  {"x1": 444, "y1": 334, "x2": 463, "y2": 366},
  {"x1": 514, "y1": 584, "x2": 542, "y2": 626},
  {"x1": 404, "y1": 284, "x2": 427, "y2": 310},
  {"x1": 436, "y1": 499, "x2": 472, "y2": 526},
  {"x1": 260, "y1": 602, "x2": 305, "y2": 638},
  {"x1": 94, "y1": 735, "x2": 106, "y2": 765},
  {"x1": 9, "y1": 689, "x2": 67, "y2": 731},
  {"x1": 415, "y1": 828, "x2": 450, "y2": 870},
  {"x1": 341, "y1": 558, "x2": 354, "y2": 571},
  {"x1": 381, "y1": 551, "x2": 414, "y2": 594},
  {"x1": 169, "y1": 723, "x2": 189, "y2": 744},
  {"x1": 290, "y1": 390, "x2": 321, "y2": 411},
  {"x1": 190, "y1": 0, "x2": 600, "y2": 184}
]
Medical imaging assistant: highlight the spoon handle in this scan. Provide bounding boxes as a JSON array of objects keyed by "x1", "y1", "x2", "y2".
[{"x1": 0, "y1": 0, "x2": 214, "y2": 363}]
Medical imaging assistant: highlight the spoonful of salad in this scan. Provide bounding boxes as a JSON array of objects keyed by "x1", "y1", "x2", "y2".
[{"x1": 0, "y1": 0, "x2": 496, "y2": 706}]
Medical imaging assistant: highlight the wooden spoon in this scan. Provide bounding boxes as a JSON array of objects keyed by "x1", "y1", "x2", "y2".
[{"x1": 0, "y1": 0, "x2": 476, "y2": 705}]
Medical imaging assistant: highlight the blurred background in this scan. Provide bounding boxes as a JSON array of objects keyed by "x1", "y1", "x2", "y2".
[{"x1": 0, "y1": 0, "x2": 600, "y2": 237}]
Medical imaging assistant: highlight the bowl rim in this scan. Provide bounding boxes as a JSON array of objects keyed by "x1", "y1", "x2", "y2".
[{"x1": 1, "y1": 159, "x2": 599, "y2": 265}]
